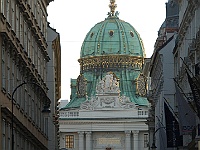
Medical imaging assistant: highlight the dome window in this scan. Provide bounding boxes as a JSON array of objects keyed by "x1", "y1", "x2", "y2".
[
  {"x1": 130, "y1": 31, "x2": 134, "y2": 37},
  {"x1": 90, "y1": 32, "x2": 94, "y2": 38},
  {"x1": 109, "y1": 30, "x2": 114, "y2": 37}
]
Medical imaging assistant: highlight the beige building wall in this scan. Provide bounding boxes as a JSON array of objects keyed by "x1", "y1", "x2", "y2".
[{"x1": 0, "y1": 0, "x2": 54, "y2": 149}]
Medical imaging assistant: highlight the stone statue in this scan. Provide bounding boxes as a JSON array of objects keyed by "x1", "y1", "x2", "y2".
[{"x1": 96, "y1": 72, "x2": 120, "y2": 94}]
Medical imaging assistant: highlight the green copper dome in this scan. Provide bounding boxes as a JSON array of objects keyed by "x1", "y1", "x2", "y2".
[
  {"x1": 81, "y1": 16, "x2": 145, "y2": 58},
  {"x1": 63, "y1": 1, "x2": 149, "y2": 109}
]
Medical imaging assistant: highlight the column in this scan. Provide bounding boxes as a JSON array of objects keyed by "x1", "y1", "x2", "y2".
[
  {"x1": 125, "y1": 130, "x2": 131, "y2": 150},
  {"x1": 78, "y1": 131, "x2": 84, "y2": 150},
  {"x1": 133, "y1": 130, "x2": 139, "y2": 150},
  {"x1": 86, "y1": 131, "x2": 92, "y2": 150}
]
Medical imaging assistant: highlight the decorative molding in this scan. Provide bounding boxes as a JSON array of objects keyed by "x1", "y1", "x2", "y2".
[
  {"x1": 125, "y1": 130, "x2": 131, "y2": 136},
  {"x1": 135, "y1": 73, "x2": 147, "y2": 97},
  {"x1": 85, "y1": 131, "x2": 92, "y2": 136},
  {"x1": 78, "y1": 131, "x2": 84, "y2": 136},
  {"x1": 80, "y1": 94, "x2": 135, "y2": 110},
  {"x1": 177, "y1": 0, "x2": 198, "y2": 47},
  {"x1": 78, "y1": 55, "x2": 143, "y2": 72},
  {"x1": 80, "y1": 72, "x2": 135, "y2": 110},
  {"x1": 132, "y1": 130, "x2": 139, "y2": 134},
  {"x1": 76, "y1": 74, "x2": 87, "y2": 98}
]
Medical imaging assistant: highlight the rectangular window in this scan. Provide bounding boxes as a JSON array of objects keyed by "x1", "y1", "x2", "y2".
[
  {"x1": 27, "y1": 28, "x2": 31, "y2": 56},
  {"x1": 21, "y1": 135, "x2": 25, "y2": 150},
  {"x1": 34, "y1": 46, "x2": 38, "y2": 68},
  {"x1": 11, "y1": 60, "x2": 15, "y2": 96},
  {"x1": 33, "y1": 92, "x2": 37, "y2": 123},
  {"x1": 38, "y1": 99, "x2": 41, "y2": 129},
  {"x1": 44, "y1": 117, "x2": 48, "y2": 136},
  {"x1": 19, "y1": 134, "x2": 21, "y2": 150},
  {"x1": 65, "y1": 135, "x2": 74, "y2": 148},
  {"x1": 40, "y1": 9, "x2": 43, "y2": 31},
  {"x1": 19, "y1": 12, "x2": 23, "y2": 43},
  {"x1": 7, "y1": 52, "x2": 11, "y2": 94},
  {"x1": 34, "y1": 3, "x2": 37, "y2": 16},
  {"x1": 31, "y1": 36, "x2": 34, "y2": 62},
  {"x1": 1, "y1": 42, "x2": 6, "y2": 89},
  {"x1": 11, "y1": 0, "x2": 15, "y2": 29},
  {"x1": 16, "y1": 67, "x2": 20, "y2": 105},
  {"x1": 37, "y1": 49, "x2": 41, "y2": 74},
  {"x1": 1, "y1": 0, "x2": 4, "y2": 14},
  {"x1": 28, "y1": 94, "x2": 31, "y2": 117},
  {"x1": 44, "y1": 59, "x2": 47, "y2": 82},
  {"x1": 16, "y1": 4, "x2": 19, "y2": 38},
  {"x1": 144, "y1": 134, "x2": 149, "y2": 148},
  {"x1": 6, "y1": 0, "x2": 10, "y2": 21},
  {"x1": 2, "y1": 119, "x2": 6, "y2": 150},
  {"x1": 8, "y1": 123, "x2": 11, "y2": 150},
  {"x1": 24, "y1": 88, "x2": 28, "y2": 114},
  {"x1": 24, "y1": 21, "x2": 27, "y2": 52},
  {"x1": 31, "y1": 95, "x2": 34, "y2": 120},
  {"x1": 25, "y1": 139, "x2": 28, "y2": 150},
  {"x1": 37, "y1": 3, "x2": 40, "y2": 22}
]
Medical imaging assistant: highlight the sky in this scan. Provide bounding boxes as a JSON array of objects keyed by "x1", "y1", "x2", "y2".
[{"x1": 47, "y1": 0, "x2": 168, "y2": 100}]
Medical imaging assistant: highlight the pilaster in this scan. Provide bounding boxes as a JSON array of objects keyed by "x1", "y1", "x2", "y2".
[
  {"x1": 86, "y1": 131, "x2": 92, "y2": 150},
  {"x1": 125, "y1": 130, "x2": 131, "y2": 150},
  {"x1": 133, "y1": 130, "x2": 139, "y2": 150},
  {"x1": 78, "y1": 131, "x2": 84, "y2": 150}
]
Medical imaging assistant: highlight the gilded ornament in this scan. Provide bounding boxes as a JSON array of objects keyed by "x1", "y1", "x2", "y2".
[
  {"x1": 135, "y1": 73, "x2": 147, "y2": 96},
  {"x1": 76, "y1": 74, "x2": 87, "y2": 97},
  {"x1": 109, "y1": 0, "x2": 117, "y2": 16}
]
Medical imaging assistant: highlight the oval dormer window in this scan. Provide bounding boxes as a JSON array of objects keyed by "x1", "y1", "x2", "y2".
[
  {"x1": 90, "y1": 32, "x2": 94, "y2": 38},
  {"x1": 130, "y1": 31, "x2": 134, "y2": 37},
  {"x1": 109, "y1": 30, "x2": 114, "y2": 37}
]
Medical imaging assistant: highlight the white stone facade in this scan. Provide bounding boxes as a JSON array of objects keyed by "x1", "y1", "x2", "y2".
[{"x1": 59, "y1": 73, "x2": 149, "y2": 150}]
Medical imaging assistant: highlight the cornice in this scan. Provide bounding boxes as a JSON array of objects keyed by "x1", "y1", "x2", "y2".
[
  {"x1": 17, "y1": 0, "x2": 49, "y2": 59},
  {"x1": 59, "y1": 119, "x2": 148, "y2": 125},
  {"x1": 177, "y1": 0, "x2": 199, "y2": 48},
  {"x1": 0, "y1": 31, "x2": 48, "y2": 97}
]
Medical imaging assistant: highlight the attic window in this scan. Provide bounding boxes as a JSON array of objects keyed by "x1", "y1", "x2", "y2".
[
  {"x1": 90, "y1": 32, "x2": 94, "y2": 38},
  {"x1": 130, "y1": 31, "x2": 134, "y2": 37},
  {"x1": 109, "y1": 30, "x2": 114, "y2": 37}
]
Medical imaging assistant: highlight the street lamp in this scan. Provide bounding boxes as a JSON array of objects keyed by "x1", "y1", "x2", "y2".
[
  {"x1": 11, "y1": 81, "x2": 51, "y2": 150},
  {"x1": 151, "y1": 141, "x2": 157, "y2": 150},
  {"x1": 151, "y1": 127, "x2": 166, "y2": 150}
]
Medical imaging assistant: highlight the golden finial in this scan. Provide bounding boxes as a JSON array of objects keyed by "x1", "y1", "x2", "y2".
[{"x1": 109, "y1": 0, "x2": 117, "y2": 16}]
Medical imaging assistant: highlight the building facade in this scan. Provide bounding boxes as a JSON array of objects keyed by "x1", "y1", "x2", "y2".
[
  {"x1": 149, "y1": 35, "x2": 182, "y2": 149},
  {"x1": 173, "y1": 0, "x2": 200, "y2": 149},
  {"x1": 59, "y1": 1, "x2": 150, "y2": 150},
  {"x1": 0, "y1": 0, "x2": 57, "y2": 150},
  {"x1": 47, "y1": 25, "x2": 61, "y2": 150},
  {"x1": 148, "y1": 0, "x2": 180, "y2": 149},
  {"x1": 148, "y1": 0, "x2": 200, "y2": 149}
]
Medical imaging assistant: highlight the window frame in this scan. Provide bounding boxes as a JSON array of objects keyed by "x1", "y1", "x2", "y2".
[{"x1": 65, "y1": 135, "x2": 75, "y2": 148}]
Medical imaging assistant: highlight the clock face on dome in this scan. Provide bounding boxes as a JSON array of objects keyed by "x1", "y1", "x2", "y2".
[
  {"x1": 77, "y1": 74, "x2": 87, "y2": 97},
  {"x1": 136, "y1": 73, "x2": 147, "y2": 97}
]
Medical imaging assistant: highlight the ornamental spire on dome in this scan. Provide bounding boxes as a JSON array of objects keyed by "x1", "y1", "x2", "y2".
[{"x1": 109, "y1": 0, "x2": 117, "y2": 16}]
